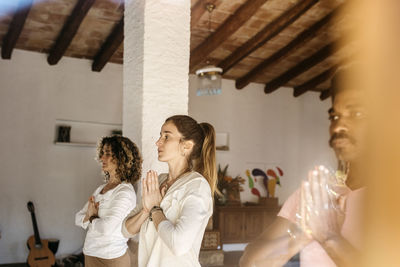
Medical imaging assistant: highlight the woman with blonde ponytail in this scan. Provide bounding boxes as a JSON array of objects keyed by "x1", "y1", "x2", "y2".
[
  {"x1": 122, "y1": 115, "x2": 216, "y2": 267},
  {"x1": 198, "y1": 122, "x2": 218, "y2": 196}
]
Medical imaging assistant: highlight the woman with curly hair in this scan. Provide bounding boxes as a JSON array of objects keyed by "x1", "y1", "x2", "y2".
[
  {"x1": 75, "y1": 135, "x2": 142, "y2": 267},
  {"x1": 122, "y1": 115, "x2": 217, "y2": 267}
]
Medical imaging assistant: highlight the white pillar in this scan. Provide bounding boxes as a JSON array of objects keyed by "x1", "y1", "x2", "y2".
[{"x1": 123, "y1": 0, "x2": 191, "y2": 174}]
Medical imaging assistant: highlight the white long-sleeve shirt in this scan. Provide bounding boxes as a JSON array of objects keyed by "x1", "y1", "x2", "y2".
[
  {"x1": 75, "y1": 182, "x2": 136, "y2": 259},
  {"x1": 122, "y1": 171, "x2": 213, "y2": 267}
]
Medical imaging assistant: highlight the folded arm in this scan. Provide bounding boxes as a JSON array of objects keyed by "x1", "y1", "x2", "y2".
[
  {"x1": 75, "y1": 201, "x2": 90, "y2": 229},
  {"x1": 90, "y1": 189, "x2": 136, "y2": 235}
]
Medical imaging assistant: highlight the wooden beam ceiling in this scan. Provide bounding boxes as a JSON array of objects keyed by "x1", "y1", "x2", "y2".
[
  {"x1": 189, "y1": 0, "x2": 268, "y2": 72},
  {"x1": 219, "y1": 0, "x2": 319, "y2": 74},
  {"x1": 191, "y1": 0, "x2": 208, "y2": 29},
  {"x1": 235, "y1": 5, "x2": 341, "y2": 90},
  {"x1": 0, "y1": 0, "x2": 344, "y2": 101},
  {"x1": 1, "y1": 0, "x2": 33, "y2": 59},
  {"x1": 264, "y1": 41, "x2": 340, "y2": 94},
  {"x1": 92, "y1": 18, "x2": 124, "y2": 72},
  {"x1": 293, "y1": 65, "x2": 337, "y2": 97},
  {"x1": 47, "y1": 0, "x2": 95, "y2": 65},
  {"x1": 320, "y1": 88, "x2": 331, "y2": 100}
]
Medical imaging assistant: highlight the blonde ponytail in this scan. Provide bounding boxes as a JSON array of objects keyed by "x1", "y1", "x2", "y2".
[{"x1": 198, "y1": 123, "x2": 217, "y2": 196}]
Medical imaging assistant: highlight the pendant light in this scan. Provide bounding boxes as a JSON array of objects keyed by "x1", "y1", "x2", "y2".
[{"x1": 195, "y1": 3, "x2": 223, "y2": 96}]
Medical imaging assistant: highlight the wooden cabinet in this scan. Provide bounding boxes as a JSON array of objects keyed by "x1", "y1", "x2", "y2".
[
  {"x1": 214, "y1": 205, "x2": 280, "y2": 244},
  {"x1": 219, "y1": 211, "x2": 243, "y2": 243}
]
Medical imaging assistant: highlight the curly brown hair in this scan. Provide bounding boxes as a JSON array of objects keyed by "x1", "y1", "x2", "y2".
[{"x1": 96, "y1": 135, "x2": 142, "y2": 184}]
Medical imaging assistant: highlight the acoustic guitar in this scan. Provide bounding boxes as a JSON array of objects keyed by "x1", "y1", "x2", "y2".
[{"x1": 27, "y1": 201, "x2": 55, "y2": 267}]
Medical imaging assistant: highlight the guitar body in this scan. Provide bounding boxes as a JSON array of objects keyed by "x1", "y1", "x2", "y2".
[
  {"x1": 27, "y1": 236, "x2": 55, "y2": 267},
  {"x1": 26, "y1": 201, "x2": 56, "y2": 267}
]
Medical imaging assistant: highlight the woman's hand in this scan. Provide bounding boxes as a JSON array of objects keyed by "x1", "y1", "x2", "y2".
[
  {"x1": 142, "y1": 170, "x2": 163, "y2": 212},
  {"x1": 86, "y1": 196, "x2": 99, "y2": 217}
]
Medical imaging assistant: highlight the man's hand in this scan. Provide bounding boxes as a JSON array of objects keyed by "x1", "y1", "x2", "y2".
[{"x1": 299, "y1": 166, "x2": 346, "y2": 243}]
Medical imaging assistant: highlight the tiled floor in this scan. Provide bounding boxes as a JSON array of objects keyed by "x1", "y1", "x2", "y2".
[{"x1": 222, "y1": 251, "x2": 243, "y2": 267}]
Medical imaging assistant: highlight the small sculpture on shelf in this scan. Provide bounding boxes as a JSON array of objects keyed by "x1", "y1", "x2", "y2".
[
  {"x1": 265, "y1": 167, "x2": 283, "y2": 197},
  {"x1": 216, "y1": 164, "x2": 245, "y2": 205},
  {"x1": 111, "y1": 129, "x2": 122, "y2": 136},
  {"x1": 57, "y1": 125, "x2": 71, "y2": 143},
  {"x1": 245, "y1": 167, "x2": 284, "y2": 207}
]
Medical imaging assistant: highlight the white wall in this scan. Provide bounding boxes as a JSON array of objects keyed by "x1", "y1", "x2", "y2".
[
  {"x1": 0, "y1": 50, "x2": 123, "y2": 264},
  {"x1": 189, "y1": 75, "x2": 336, "y2": 203}
]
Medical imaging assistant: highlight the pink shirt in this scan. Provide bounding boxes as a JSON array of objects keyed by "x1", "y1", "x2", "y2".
[{"x1": 278, "y1": 187, "x2": 365, "y2": 267}]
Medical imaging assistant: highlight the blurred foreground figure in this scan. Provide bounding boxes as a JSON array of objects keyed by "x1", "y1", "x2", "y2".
[
  {"x1": 240, "y1": 66, "x2": 367, "y2": 267},
  {"x1": 355, "y1": 0, "x2": 400, "y2": 266}
]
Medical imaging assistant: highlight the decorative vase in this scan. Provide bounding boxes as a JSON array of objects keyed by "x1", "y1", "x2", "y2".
[
  {"x1": 226, "y1": 188, "x2": 241, "y2": 205},
  {"x1": 268, "y1": 179, "x2": 277, "y2": 198},
  {"x1": 216, "y1": 189, "x2": 227, "y2": 205}
]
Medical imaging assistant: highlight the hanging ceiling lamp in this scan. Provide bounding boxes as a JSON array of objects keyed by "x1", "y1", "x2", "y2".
[{"x1": 196, "y1": 3, "x2": 223, "y2": 96}]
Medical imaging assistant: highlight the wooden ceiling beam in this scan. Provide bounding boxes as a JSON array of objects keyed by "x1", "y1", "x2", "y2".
[
  {"x1": 1, "y1": 0, "x2": 33, "y2": 59},
  {"x1": 189, "y1": 0, "x2": 268, "y2": 72},
  {"x1": 47, "y1": 0, "x2": 95, "y2": 65},
  {"x1": 264, "y1": 41, "x2": 340, "y2": 94},
  {"x1": 320, "y1": 88, "x2": 331, "y2": 100},
  {"x1": 236, "y1": 5, "x2": 342, "y2": 90},
  {"x1": 219, "y1": 0, "x2": 319, "y2": 74},
  {"x1": 293, "y1": 65, "x2": 337, "y2": 97},
  {"x1": 92, "y1": 17, "x2": 124, "y2": 72},
  {"x1": 191, "y1": 0, "x2": 207, "y2": 29}
]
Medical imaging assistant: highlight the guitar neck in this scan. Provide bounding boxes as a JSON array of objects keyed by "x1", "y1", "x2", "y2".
[{"x1": 30, "y1": 212, "x2": 42, "y2": 246}]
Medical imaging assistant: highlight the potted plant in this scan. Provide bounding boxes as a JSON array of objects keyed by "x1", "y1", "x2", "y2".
[{"x1": 217, "y1": 164, "x2": 245, "y2": 205}]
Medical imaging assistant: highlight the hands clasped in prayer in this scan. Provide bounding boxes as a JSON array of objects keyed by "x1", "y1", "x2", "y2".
[
  {"x1": 85, "y1": 196, "x2": 99, "y2": 222},
  {"x1": 298, "y1": 166, "x2": 349, "y2": 244},
  {"x1": 142, "y1": 170, "x2": 166, "y2": 213}
]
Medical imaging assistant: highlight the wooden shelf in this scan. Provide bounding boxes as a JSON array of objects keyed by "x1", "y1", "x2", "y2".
[
  {"x1": 54, "y1": 118, "x2": 122, "y2": 146},
  {"x1": 54, "y1": 142, "x2": 97, "y2": 147},
  {"x1": 55, "y1": 119, "x2": 122, "y2": 127}
]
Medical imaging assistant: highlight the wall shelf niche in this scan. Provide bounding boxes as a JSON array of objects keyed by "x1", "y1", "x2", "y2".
[
  {"x1": 216, "y1": 132, "x2": 229, "y2": 151},
  {"x1": 54, "y1": 142, "x2": 97, "y2": 147},
  {"x1": 54, "y1": 119, "x2": 122, "y2": 147}
]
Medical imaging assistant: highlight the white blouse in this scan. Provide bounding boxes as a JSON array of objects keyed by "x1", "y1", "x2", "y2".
[
  {"x1": 75, "y1": 182, "x2": 136, "y2": 259},
  {"x1": 122, "y1": 171, "x2": 213, "y2": 267}
]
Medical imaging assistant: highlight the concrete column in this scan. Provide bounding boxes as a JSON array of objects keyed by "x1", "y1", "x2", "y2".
[{"x1": 123, "y1": 0, "x2": 190, "y2": 174}]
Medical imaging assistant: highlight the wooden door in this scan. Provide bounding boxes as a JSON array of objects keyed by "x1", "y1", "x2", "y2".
[
  {"x1": 243, "y1": 211, "x2": 265, "y2": 242},
  {"x1": 263, "y1": 211, "x2": 277, "y2": 229},
  {"x1": 219, "y1": 211, "x2": 244, "y2": 243}
]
